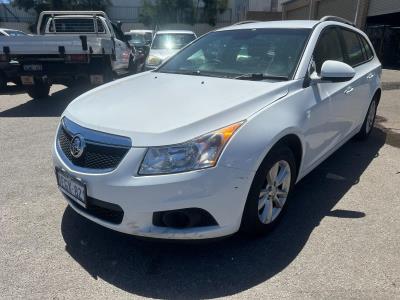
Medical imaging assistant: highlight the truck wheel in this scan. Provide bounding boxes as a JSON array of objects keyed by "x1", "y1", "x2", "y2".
[
  {"x1": 128, "y1": 57, "x2": 138, "y2": 74},
  {"x1": 103, "y1": 64, "x2": 114, "y2": 83},
  {"x1": 0, "y1": 72, "x2": 7, "y2": 91},
  {"x1": 27, "y1": 81, "x2": 51, "y2": 99}
]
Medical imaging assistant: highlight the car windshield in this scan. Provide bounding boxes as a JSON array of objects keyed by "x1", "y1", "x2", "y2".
[
  {"x1": 157, "y1": 29, "x2": 311, "y2": 80},
  {"x1": 151, "y1": 33, "x2": 196, "y2": 50},
  {"x1": 127, "y1": 33, "x2": 146, "y2": 45},
  {"x1": 4, "y1": 30, "x2": 26, "y2": 36}
]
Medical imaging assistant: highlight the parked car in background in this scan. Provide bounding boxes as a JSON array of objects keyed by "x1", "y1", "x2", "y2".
[
  {"x1": 145, "y1": 30, "x2": 197, "y2": 70},
  {"x1": 124, "y1": 30, "x2": 152, "y2": 71},
  {"x1": 0, "y1": 11, "x2": 136, "y2": 99},
  {"x1": 130, "y1": 29, "x2": 154, "y2": 44},
  {"x1": 53, "y1": 17, "x2": 381, "y2": 240},
  {"x1": 0, "y1": 28, "x2": 27, "y2": 37},
  {"x1": 0, "y1": 28, "x2": 27, "y2": 90}
]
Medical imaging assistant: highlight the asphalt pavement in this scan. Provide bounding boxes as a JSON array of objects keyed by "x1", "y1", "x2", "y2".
[{"x1": 0, "y1": 84, "x2": 399, "y2": 299}]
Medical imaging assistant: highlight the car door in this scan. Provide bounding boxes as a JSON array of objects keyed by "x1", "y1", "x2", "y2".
[
  {"x1": 302, "y1": 26, "x2": 354, "y2": 170},
  {"x1": 339, "y1": 28, "x2": 377, "y2": 128},
  {"x1": 111, "y1": 23, "x2": 131, "y2": 71}
]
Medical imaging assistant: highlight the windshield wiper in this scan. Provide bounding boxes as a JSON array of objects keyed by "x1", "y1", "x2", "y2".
[
  {"x1": 235, "y1": 73, "x2": 289, "y2": 81},
  {"x1": 157, "y1": 69, "x2": 229, "y2": 78}
]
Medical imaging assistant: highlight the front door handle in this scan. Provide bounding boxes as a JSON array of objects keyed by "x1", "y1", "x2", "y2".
[
  {"x1": 366, "y1": 73, "x2": 375, "y2": 80},
  {"x1": 344, "y1": 86, "x2": 354, "y2": 95}
]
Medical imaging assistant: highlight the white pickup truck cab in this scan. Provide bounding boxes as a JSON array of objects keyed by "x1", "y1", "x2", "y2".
[
  {"x1": 0, "y1": 11, "x2": 135, "y2": 99},
  {"x1": 53, "y1": 17, "x2": 381, "y2": 240}
]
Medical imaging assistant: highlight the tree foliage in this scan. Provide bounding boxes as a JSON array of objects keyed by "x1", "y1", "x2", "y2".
[
  {"x1": 12, "y1": 0, "x2": 111, "y2": 15},
  {"x1": 12, "y1": 0, "x2": 111, "y2": 32},
  {"x1": 139, "y1": 0, "x2": 228, "y2": 27}
]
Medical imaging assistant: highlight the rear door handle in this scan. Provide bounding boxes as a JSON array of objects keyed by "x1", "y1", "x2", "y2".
[
  {"x1": 344, "y1": 86, "x2": 354, "y2": 95},
  {"x1": 367, "y1": 73, "x2": 375, "y2": 80}
]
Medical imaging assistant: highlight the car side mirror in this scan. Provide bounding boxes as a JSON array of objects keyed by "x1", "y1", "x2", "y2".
[{"x1": 311, "y1": 60, "x2": 355, "y2": 84}]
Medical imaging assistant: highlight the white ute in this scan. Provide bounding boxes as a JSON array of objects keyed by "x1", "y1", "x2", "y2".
[
  {"x1": 0, "y1": 11, "x2": 135, "y2": 99},
  {"x1": 53, "y1": 17, "x2": 381, "y2": 240}
]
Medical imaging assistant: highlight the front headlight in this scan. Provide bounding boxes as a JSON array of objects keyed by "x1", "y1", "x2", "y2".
[
  {"x1": 146, "y1": 55, "x2": 162, "y2": 66},
  {"x1": 139, "y1": 122, "x2": 244, "y2": 175}
]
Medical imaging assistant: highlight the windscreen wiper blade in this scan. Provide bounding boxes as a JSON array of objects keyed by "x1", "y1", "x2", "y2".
[{"x1": 235, "y1": 73, "x2": 289, "y2": 81}]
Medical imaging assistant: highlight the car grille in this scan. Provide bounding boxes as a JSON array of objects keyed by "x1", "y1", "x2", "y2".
[{"x1": 57, "y1": 118, "x2": 131, "y2": 171}]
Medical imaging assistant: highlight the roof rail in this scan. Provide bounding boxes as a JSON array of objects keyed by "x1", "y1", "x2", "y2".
[
  {"x1": 320, "y1": 16, "x2": 355, "y2": 27},
  {"x1": 233, "y1": 20, "x2": 259, "y2": 26}
]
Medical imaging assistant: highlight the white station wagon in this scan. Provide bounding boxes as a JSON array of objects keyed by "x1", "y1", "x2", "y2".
[{"x1": 53, "y1": 17, "x2": 381, "y2": 240}]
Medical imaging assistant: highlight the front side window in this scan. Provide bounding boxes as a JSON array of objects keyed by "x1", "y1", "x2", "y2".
[
  {"x1": 340, "y1": 29, "x2": 365, "y2": 67},
  {"x1": 157, "y1": 29, "x2": 310, "y2": 80},
  {"x1": 314, "y1": 27, "x2": 344, "y2": 73},
  {"x1": 360, "y1": 36, "x2": 374, "y2": 60},
  {"x1": 152, "y1": 33, "x2": 196, "y2": 50}
]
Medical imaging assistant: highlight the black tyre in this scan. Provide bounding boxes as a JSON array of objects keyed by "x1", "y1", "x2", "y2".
[
  {"x1": 0, "y1": 72, "x2": 7, "y2": 91},
  {"x1": 128, "y1": 56, "x2": 138, "y2": 74},
  {"x1": 27, "y1": 81, "x2": 50, "y2": 99},
  {"x1": 355, "y1": 97, "x2": 378, "y2": 140},
  {"x1": 240, "y1": 146, "x2": 297, "y2": 236}
]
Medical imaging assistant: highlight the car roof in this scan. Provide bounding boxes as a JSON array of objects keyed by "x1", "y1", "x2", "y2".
[
  {"x1": 155, "y1": 30, "x2": 196, "y2": 35},
  {"x1": 217, "y1": 20, "x2": 320, "y2": 31},
  {"x1": 129, "y1": 30, "x2": 153, "y2": 33}
]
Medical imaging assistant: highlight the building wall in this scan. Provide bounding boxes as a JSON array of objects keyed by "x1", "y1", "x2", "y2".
[
  {"x1": 282, "y1": 0, "x2": 370, "y2": 28},
  {"x1": 315, "y1": 0, "x2": 357, "y2": 23},
  {"x1": 368, "y1": 0, "x2": 400, "y2": 16},
  {"x1": 286, "y1": 5, "x2": 310, "y2": 19},
  {"x1": 249, "y1": 0, "x2": 272, "y2": 11}
]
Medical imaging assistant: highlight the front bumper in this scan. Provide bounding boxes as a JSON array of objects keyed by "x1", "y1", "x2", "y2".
[{"x1": 53, "y1": 141, "x2": 254, "y2": 240}]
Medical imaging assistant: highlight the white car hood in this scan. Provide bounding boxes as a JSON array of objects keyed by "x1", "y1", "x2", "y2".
[
  {"x1": 64, "y1": 72, "x2": 289, "y2": 147},
  {"x1": 149, "y1": 48, "x2": 179, "y2": 61}
]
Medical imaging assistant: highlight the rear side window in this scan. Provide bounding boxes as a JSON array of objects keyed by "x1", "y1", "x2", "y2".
[
  {"x1": 314, "y1": 27, "x2": 344, "y2": 73},
  {"x1": 340, "y1": 29, "x2": 365, "y2": 67}
]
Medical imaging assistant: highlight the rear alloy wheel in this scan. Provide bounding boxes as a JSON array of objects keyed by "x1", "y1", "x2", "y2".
[
  {"x1": 355, "y1": 98, "x2": 377, "y2": 140},
  {"x1": 241, "y1": 146, "x2": 296, "y2": 236}
]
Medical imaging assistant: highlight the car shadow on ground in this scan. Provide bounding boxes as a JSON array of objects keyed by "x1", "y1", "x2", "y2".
[
  {"x1": 60, "y1": 128, "x2": 386, "y2": 299},
  {"x1": 0, "y1": 85, "x2": 91, "y2": 118},
  {"x1": 0, "y1": 85, "x2": 26, "y2": 96}
]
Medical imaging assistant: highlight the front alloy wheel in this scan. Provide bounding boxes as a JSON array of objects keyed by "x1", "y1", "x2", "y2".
[
  {"x1": 257, "y1": 160, "x2": 291, "y2": 224},
  {"x1": 241, "y1": 146, "x2": 296, "y2": 236}
]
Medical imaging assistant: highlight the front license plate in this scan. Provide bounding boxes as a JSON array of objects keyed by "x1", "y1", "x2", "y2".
[
  {"x1": 23, "y1": 64, "x2": 42, "y2": 71},
  {"x1": 56, "y1": 168, "x2": 87, "y2": 208},
  {"x1": 20, "y1": 76, "x2": 34, "y2": 85}
]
